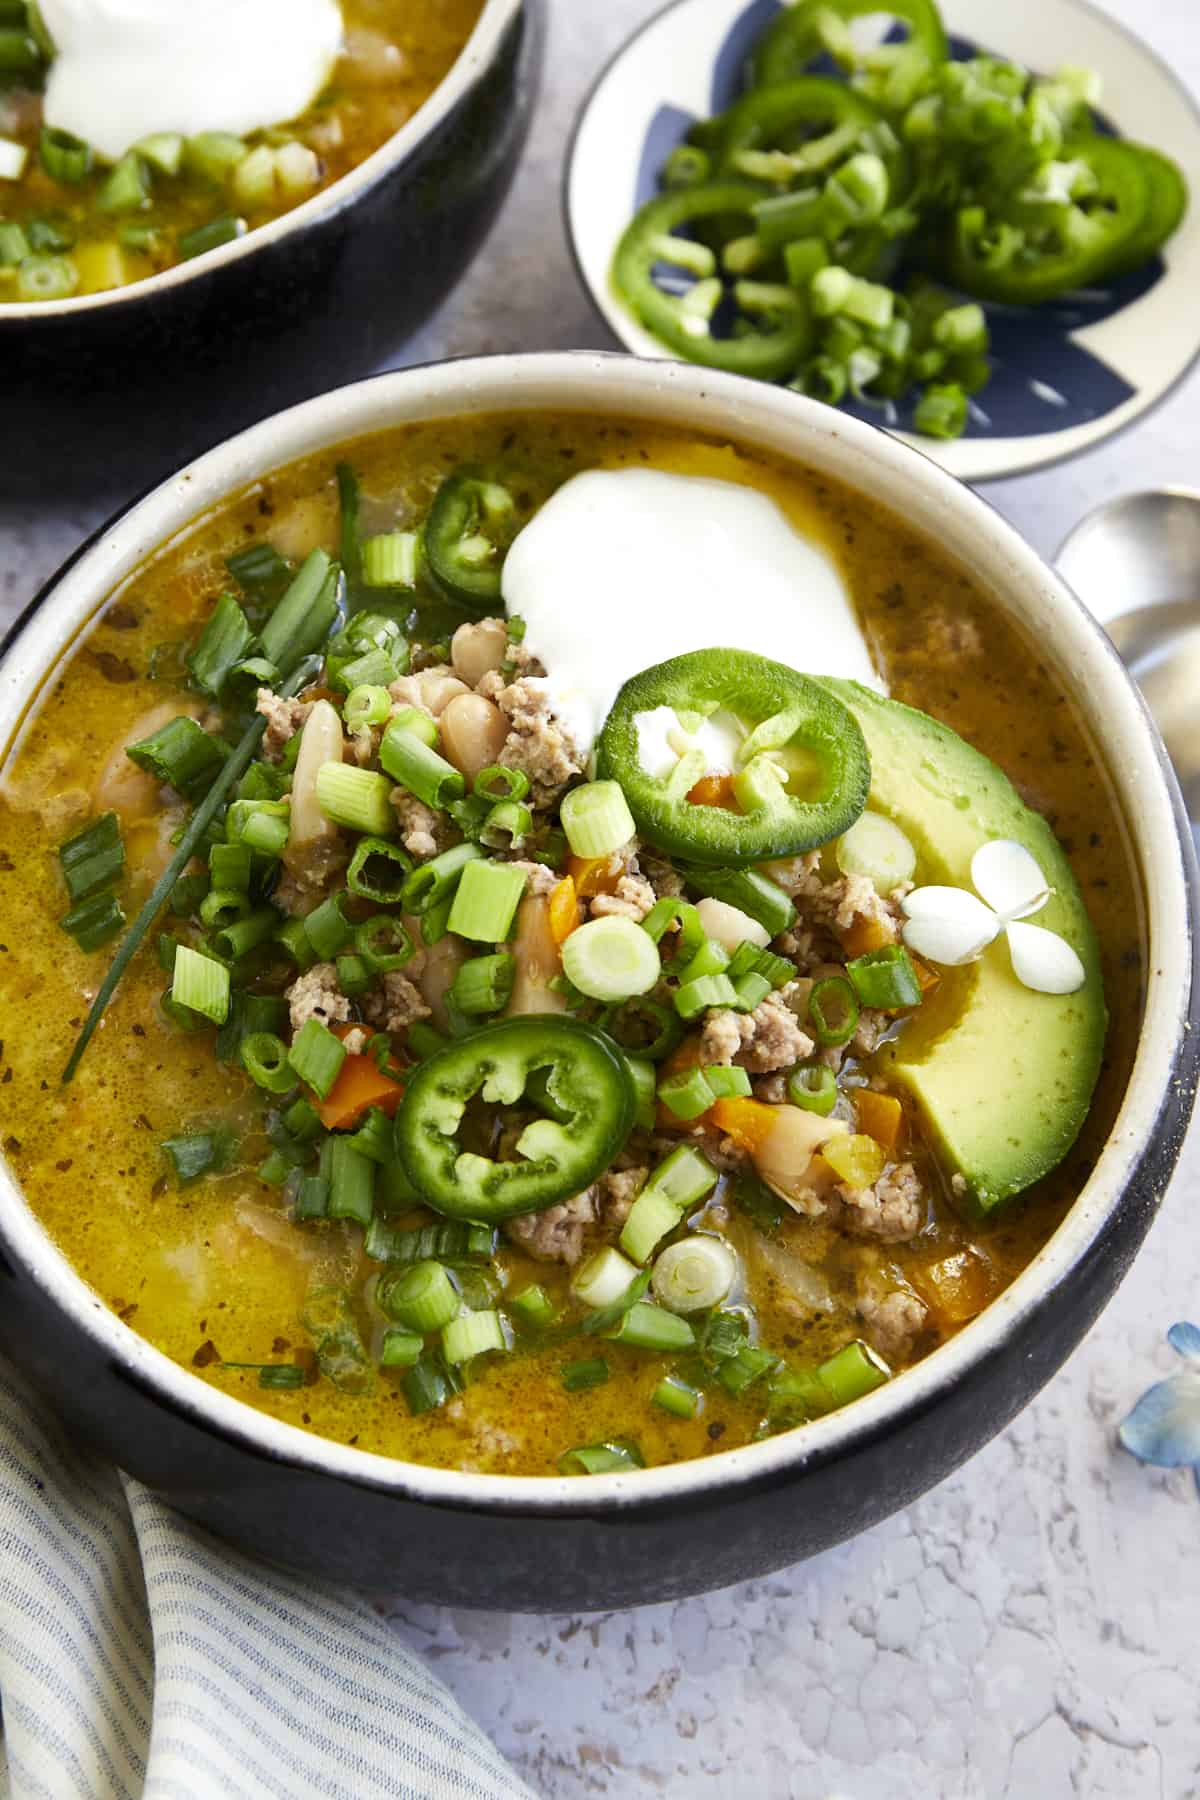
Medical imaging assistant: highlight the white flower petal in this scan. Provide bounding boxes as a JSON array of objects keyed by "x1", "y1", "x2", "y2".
[
  {"x1": 971, "y1": 838, "x2": 1050, "y2": 921},
  {"x1": 1005, "y1": 921, "x2": 1086, "y2": 994},
  {"x1": 901, "y1": 889, "x2": 1000, "y2": 965}
]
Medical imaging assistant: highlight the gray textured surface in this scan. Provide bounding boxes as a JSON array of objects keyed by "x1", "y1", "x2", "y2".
[{"x1": 3, "y1": 3, "x2": 1199, "y2": 1795}]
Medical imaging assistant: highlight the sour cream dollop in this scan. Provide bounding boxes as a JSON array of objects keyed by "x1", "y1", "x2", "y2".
[
  {"x1": 39, "y1": 0, "x2": 343, "y2": 162},
  {"x1": 501, "y1": 468, "x2": 883, "y2": 757}
]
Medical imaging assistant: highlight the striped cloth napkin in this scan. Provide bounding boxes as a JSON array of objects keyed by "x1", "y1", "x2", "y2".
[{"x1": 0, "y1": 1359, "x2": 532, "y2": 1800}]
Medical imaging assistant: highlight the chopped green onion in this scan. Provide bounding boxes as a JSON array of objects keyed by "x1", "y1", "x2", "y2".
[
  {"x1": 126, "y1": 715, "x2": 226, "y2": 800},
  {"x1": 653, "y1": 1376, "x2": 700, "y2": 1419},
  {"x1": 510, "y1": 1284, "x2": 557, "y2": 1330},
  {"x1": 446, "y1": 858, "x2": 527, "y2": 944},
  {"x1": 379, "y1": 723, "x2": 465, "y2": 810},
  {"x1": 334, "y1": 646, "x2": 400, "y2": 693},
  {"x1": 480, "y1": 800, "x2": 533, "y2": 852},
  {"x1": 449, "y1": 951, "x2": 514, "y2": 1015},
  {"x1": 199, "y1": 887, "x2": 251, "y2": 931},
  {"x1": 606, "y1": 1302, "x2": 695, "y2": 1353},
  {"x1": 287, "y1": 1017, "x2": 346, "y2": 1099},
  {"x1": 226, "y1": 541, "x2": 292, "y2": 600},
  {"x1": 846, "y1": 944, "x2": 922, "y2": 1010},
  {"x1": 96, "y1": 151, "x2": 150, "y2": 215},
  {"x1": 379, "y1": 1329, "x2": 423, "y2": 1369},
  {"x1": 561, "y1": 1357, "x2": 609, "y2": 1393},
  {"x1": 377, "y1": 1260, "x2": 460, "y2": 1332},
  {"x1": 58, "y1": 812, "x2": 124, "y2": 903},
  {"x1": 169, "y1": 870, "x2": 209, "y2": 916},
  {"x1": 178, "y1": 213, "x2": 247, "y2": 260},
  {"x1": 620, "y1": 1186, "x2": 684, "y2": 1264},
  {"x1": 400, "y1": 841, "x2": 484, "y2": 915},
  {"x1": 674, "y1": 973, "x2": 738, "y2": 1020},
  {"x1": 729, "y1": 971, "x2": 772, "y2": 1012},
  {"x1": 818, "y1": 1338, "x2": 890, "y2": 1406},
  {"x1": 808, "y1": 975, "x2": 859, "y2": 1047},
  {"x1": 388, "y1": 705, "x2": 438, "y2": 749},
  {"x1": 726, "y1": 940, "x2": 793, "y2": 989},
  {"x1": 303, "y1": 891, "x2": 353, "y2": 960},
  {"x1": 186, "y1": 131, "x2": 246, "y2": 182},
  {"x1": 225, "y1": 799, "x2": 289, "y2": 858},
  {"x1": 625, "y1": 1056, "x2": 657, "y2": 1131},
  {"x1": 643, "y1": 1145, "x2": 718, "y2": 1209},
  {"x1": 343, "y1": 683, "x2": 391, "y2": 730},
  {"x1": 447, "y1": 794, "x2": 490, "y2": 842},
  {"x1": 301, "y1": 1286, "x2": 373, "y2": 1395},
  {"x1": 560, "y1": 781, "x2": 635, "y2": 859},
  {"x1": 0, "y1": 221, "x2": 30, "y2": 265},
  {"x1": 40, "y1": 125, "x2": 92, "y2": 183},
  {"x1": 325, "y1": 1137, "x2": 375, "y2": 1227},
  {"x1": 335, "y1": 953, "x2": 370, "y2": 998},
  {"x1": 363, "y1": 532, "x2": 419, "y2": 589},
  {"x1": 209, "y1": 842, "x2": 252, "y2": 891},
  {"x1": 187, "y1": 593, "x2": 255, "y2": 697},
  {"x1": 656, "y1": 1065, "x2": 716, "y2": 1122},
  {"x1": 293, "y1": 1173, "x2": 330, "y2": 1220},
  {"x1": 442, "y1": 1309, "x2": 507, "y2": 1364},
  {"x1": 16, "y1": 253, "x2": 77, "y2": 301},
  {"x1": 171, "y1": 944, "x2": 230, "y2": 1023},
  {"x1": 599, "y1": 995, "x2": 683, "y2": 1063},
  {"x1": 474, "y1": 764, "x2": 530, "y2": 804},
  {"x1": 912, "y1": 382, "x2": 968, "y2": 441},
  {"x1": 237, "y1": 760, "x2": 289, "y2": 802},
  {"x1": 315, "y1": 762, "x2": 395, "y2": 837},
  {"x1": 134, "y1": 132, "x2": 184, "y2": 176},
  {"x1": 275, "y1": 917, "x2": 318, "y2": 972},
  {"x1": 558, "y1": 1440, "x2": 644, "y2": 1476},
  {"x1": 345, "y1": 1107, "x2": 395, "y2": 1165},
  {"x1": 716, "y1": 1344, "x2": 777, "y2": 1395},
  {"x1": 161, "y1": 1128, "x2": 231, "y2": 1185},
  {"x1": 402, "y1": 1357, "x2": 457, "y2": 1415},
  {"x1": 682, "y1": 868, "x2": 795, "y2": 938},
  {"x1": 240, "y1": 1031, "x2": 294, "y2": 1093},
  {"x1": 678, "y1": 936, "x2": 730, "y2": 983},
  {"x1": 562, "y1": 915, "x2": 660, "y2": 1002},
  {"x1": 217, "y1": 993, "x2": 287, "y2": 1064},
  {"x1": 704, "y1": 1065, "x2": 751, "y2": 1099},
  {"x1": 788, "y1": 1059, "x2": 838, "y2": 1115},
  {"x1": 572, "y1": 1246, "x2": 640, "y2": 1310},
  {"x1": 211, "y1": 906, "x2": 281, "y2": 963},
  {"x1": 365, "y1": 1217, "x2": 495, "y2": 1264},
  {"x1": 581, "y1": 1268, "x2": 653, "y2": 1338},
  {"x1": 258, "y1": 550, "x2": 340, "y2": 671},
  {"x1": 651, "y1": 1237, "x2": 737, "y2": 1314},
  {"x1": 346, "y1": 835, "x2": 412, "y2": 903},
  {"x1": 355, "y1": 913, "x2": 416, "y2": 974}
]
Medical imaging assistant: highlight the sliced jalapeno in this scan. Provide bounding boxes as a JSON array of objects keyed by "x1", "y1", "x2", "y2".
[
  {"x1": 611, "y1": 182, "x2": 814, "y2": 382},
  {"x1": 394, "y1": 1018, "x2": 636, "y2": 1221},
  {"x1": 749, "y1": 0, "x2": 947, "y2": 92},
  {"x1": 423, "y1": 466, "x2": 518, "y2": 613},
  {"x1": 595, "y1": 649, "x2": 869, "y2": 867}
]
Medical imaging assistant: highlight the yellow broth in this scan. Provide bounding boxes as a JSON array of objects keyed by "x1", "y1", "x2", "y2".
[
  {"x1": 0, "y1": 0, "x2": 483, "y2": 299},
  {"x1": 0, "y1": 414, "x2": 1144, "y2": 1474}
]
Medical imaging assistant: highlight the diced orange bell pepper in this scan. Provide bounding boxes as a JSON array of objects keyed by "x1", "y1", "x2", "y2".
[
  {"x1": 686, "y1": 773, "x2": 739, "y2": 811},
  {"x1": 839, "y1": 912, "x2": 896, "y2": 958},
  {"x1": 547, "y1": 875, "x2": 581, "y2": 946},
  {"x1": 567, "y1": 854, "x2": 620, "y2": 898},
  {"x1": 855, "y1": 1088, "x2": 905, "y2": 1156},
  {"x1": 911, "y1": 1249, "x2": 1000, "y2": 1326},
  {"x1": 911, "y1": 953, "x2": 940, "y2": 997},
  {"x1": 316, "y1": 1027, "x2": 405, "y2": 1129},
  {"x1": 710, "y1": 1096, "x2": 779, "y2": 1156}
]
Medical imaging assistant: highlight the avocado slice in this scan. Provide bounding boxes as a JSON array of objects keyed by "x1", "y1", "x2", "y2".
[{"x1": 820, "y1": 679, "x2": 1107, "y2": 1217}]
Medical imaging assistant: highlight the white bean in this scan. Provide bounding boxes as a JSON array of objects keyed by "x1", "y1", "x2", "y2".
[
  {"x1": 506, "y1": 894, "x2": 567, "y2": 1016},
  {"x1": 694, "y1": 897, "x2": 771, "y2": 953},
  {"x1": 286, "y1": 698, "x2": 343, "y2": 849},
  {"x1": 417, "y1": 931, "x2": 467, "y2": 1033},
  {"x1": 93, "y1": 699, "x2": 201, "y2": 822},
  {"x1": 450, "y1": 619, "x2": 509, "y2": 687},
  {"x1": 438, "y1": 692, "x2": 509, "y2": 781}
]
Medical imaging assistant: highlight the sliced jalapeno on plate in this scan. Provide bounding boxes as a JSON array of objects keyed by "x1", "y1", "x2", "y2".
[{"x1": 749, "y1": 0, "x2": 948, "y2": 92}]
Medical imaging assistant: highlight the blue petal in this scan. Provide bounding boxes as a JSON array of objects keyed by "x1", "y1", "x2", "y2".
[
  {"x1": 1167, "y1": 1321, "x2": 1200, "y2": 1363},
  {"x1": 1119, "y1": 1372, "x2": 1200, "y2": 1467}
]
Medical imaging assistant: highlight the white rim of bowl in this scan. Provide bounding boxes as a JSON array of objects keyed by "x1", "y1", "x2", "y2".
[
  {"x1": 0, "y1": 351, "x2": 1191, "y2": 1516},
  {"x1": 0, "y1": 0, "x2": 524, "y2": 321}
]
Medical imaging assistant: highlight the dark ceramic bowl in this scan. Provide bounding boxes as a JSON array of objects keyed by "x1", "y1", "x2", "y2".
[
  {"x1": 0, "y1": 0, "x2": 541, "y2": 499},
  {"x1": 1, "y1": 353, "x2": 1195, "y2": 1612}
]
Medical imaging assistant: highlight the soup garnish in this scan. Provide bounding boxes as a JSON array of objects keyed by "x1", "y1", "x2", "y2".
[
  {"x1": 610, "y1": 0, "x2": 1188, "y2": 437},
  {"x1": 0, "y1": 0, "x2": 482, "y2": 299},
  {"x1": 0, "y1": 416, "x2": 1140, "y2": 1476}
]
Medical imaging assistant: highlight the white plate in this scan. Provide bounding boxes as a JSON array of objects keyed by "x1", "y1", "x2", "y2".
[{"x1": 566, "y1": 0, "x2": 1200, "y2": 482}]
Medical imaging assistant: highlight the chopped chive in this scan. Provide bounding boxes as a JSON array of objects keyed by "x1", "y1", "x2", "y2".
[
  {"x1": 287, "y1": 1017, "x2": 346, "y2": 1099},
  {"x1": 562, "y1": 1357, "x2": 610, "y2": 1393},
  {"x1": 170, "y1": 944, "x2": 230, "y2": 1023},
  {"x1": 58, "y1": 811, "x2": 124, "y2": 903}
]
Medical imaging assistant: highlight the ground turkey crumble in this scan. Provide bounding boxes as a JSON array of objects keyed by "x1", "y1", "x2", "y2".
[
  {"x1": 390, "y1": 790, "x2": 450, "y2": 860},
  {"x1": 858, "y1": 1286, "x2": 928, "y2": 1362},
  {"x1": 700, "y1": 982, "x2": 814, "y2": 1073},
  {"x1": 505, "y1": 858, "x2": 557, "y2": 897},
  {"x1": 504, "y1": 1167, "x2": 649, "y2": 1263},
  {"x1": 285, "y1": 963, "x2": 351, "y2": 1034},
  {"x1": 589, "y1": 873, "x2": 657, "y2": 923},
  {"x1": 477, "y1": 673, "x2": 585, "y2": 807},
  {"x1": 361, "y1": 970, "x2": 430, "y2": 1034},
  {"x1": 836, "y1": 1161, "x2": 925, "y2": 1242},
  {"x1": 255, "y1": 690, "x2": 311, "y2": 761}
]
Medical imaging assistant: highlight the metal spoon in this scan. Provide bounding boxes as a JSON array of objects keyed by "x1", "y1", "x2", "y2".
[{"x1": 1056, "y1": 489, "x2": 1200, "y2": 840}]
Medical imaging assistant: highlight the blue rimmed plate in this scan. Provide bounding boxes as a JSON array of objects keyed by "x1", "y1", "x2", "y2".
[{"x1": 566, "y1": 0, "x2": 1200, "y2": 482}]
